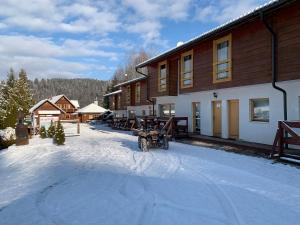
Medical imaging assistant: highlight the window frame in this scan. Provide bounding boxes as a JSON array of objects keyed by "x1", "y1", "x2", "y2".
[
  {"x1": 180, "y1": 50, "x2": 193, "y2": 89},
  {"x1": 135, "y1": 82, "x2": 141, "y2": 104},
  {"x1": 158, "y1": 60, "x2": 167, "y2": 92},
  {"x1": 159, "y1": 103, "x2": 175, "y2": 117},
  {"x1": 249, "y1": 98, "x2": 270, "y2": 122},
  {"x1": 213, "y1": 34, "x2": 232, "y2": 83}
]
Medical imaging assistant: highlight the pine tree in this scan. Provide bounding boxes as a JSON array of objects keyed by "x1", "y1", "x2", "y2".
[
  {"x1": 0, "y1": 82, "x2": 8, "y2": 129},
  {"x1": 3, "y1": 68, "x2": 34, "y2": 128},
  {"x1": 3, "y1": 69, "x2": 18, "y2": 128},
  {"x1": 40, "y1": 126, "x2": 47, "y2": 139},
  {"x1": 54, "y1": 121, "x2": 65, "y2": 145},
  {"x1": 47, "y1": 121, "x2": 55, "y2": 138}
]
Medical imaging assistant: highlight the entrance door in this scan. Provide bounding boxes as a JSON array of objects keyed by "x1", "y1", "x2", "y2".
[
  {"x1": 192, "y1": 102, "x2": 201, "y2": 133},
  {"x1": 228, "y1": 100, "x2": 239, "y2": 139},
  {"x1": 213, "y1": 101, "x2": 222, "y2": 137}
]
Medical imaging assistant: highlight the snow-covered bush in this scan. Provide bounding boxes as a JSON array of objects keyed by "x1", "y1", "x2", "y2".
[
  {"x1": 54, "y1": 121, "x2": 65, "y2": 145},
  {"x1": 47, "y1": 121, "x2": 55, "y2": 138},
  {"x1": 0, "y1": 127, "x2": 16, "y2": 149},
  {"x1": 40, "y1": 126, "x2": 47, "y2": 139}
]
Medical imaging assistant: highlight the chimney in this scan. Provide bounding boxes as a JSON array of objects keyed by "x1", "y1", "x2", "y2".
[{"x1": 94, "y1": 96, "x2": 98, "y2": 105}]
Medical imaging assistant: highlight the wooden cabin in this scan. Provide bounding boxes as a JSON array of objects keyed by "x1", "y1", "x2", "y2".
[
  {"x1": 134, "y1": 0, "x2": 300, "y2": 145},
  {"x1": 49, "y1": 95, "x2": 78, "y2": 120},
  {"x1": 29, "y1": 99, "x2": 65, "y2": 128},
  {"x1": 77, "y1": 102, "x2": 107, "y2": 122}
]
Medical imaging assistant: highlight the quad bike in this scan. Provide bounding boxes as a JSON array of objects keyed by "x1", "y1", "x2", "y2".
[{"x1": 138, "y1": 129, "x2": 169, "y2": 152}]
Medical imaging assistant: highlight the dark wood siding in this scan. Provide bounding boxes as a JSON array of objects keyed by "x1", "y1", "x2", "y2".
[{"x1": 145, "y1": 1, "x2": 300, "y2": 96}]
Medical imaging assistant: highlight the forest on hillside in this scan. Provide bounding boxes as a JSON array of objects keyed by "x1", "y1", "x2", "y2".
[{"x1": 30, "y1": 78, "x2": 109, "y2": 108}]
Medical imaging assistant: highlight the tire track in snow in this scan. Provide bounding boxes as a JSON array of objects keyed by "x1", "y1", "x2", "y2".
[{"x1": 182, "y1": 162, "x2": 246, "y2": 225}]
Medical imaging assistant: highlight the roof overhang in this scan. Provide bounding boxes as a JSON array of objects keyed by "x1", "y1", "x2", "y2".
[
  {"x1": 103, "y1": 90, "x2": 122, "y2": 97},
  {"x1": 136, "y1": 0, "x2": 294, "y2": 68},
  {"x1": 114, "y1": 76, "x2": 146, "y2": 88}
]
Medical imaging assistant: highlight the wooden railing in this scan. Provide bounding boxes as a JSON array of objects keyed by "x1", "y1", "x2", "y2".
[{"x1": 271, "y1": 121, "x2": 300, "y2": 158}]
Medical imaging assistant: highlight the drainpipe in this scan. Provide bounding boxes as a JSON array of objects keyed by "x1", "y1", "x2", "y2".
[
  {"x1": 135, "y1": 67, "x2": 155, "y2": 116},
  {"x1": 261, "y1": 13, "x2": 287, "y2": 121}
]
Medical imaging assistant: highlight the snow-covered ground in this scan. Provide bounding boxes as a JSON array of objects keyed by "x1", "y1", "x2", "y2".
[{"x1": 1, "y1": 123, "x2": 300, "y2": 225}]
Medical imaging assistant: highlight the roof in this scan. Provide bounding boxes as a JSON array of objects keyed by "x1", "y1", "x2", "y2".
[
  {"x1": 71, "y1": 100, "x2": 80, "y2": 109},
  {"x1": 77, "y1": 103, "x2": 107, "y2": 114},
  {"x1": 103, "y1": 90, "x2": 122, "y2": 97},
  {"x1": 49, "y1": 94, "x2": 76, "y2": 108},
  {"x1": 114, "y1": 76, "x2": 146, "y2": 88},
  {"x1": 136, "y1": 0, "x2": 293, "y2": 68},
  {"x1": 29, "y1": 99, "x2": 65, "y2": 114}
]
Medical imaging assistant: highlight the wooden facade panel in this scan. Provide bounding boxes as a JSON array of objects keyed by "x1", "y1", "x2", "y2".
[
  {"x1": 275, "y1": 1, "x2": 300, "y2": 82},
  {"x1": 35, "y1": 102, "x2": 59, "y2": 113},
  {"x1": 144, "y1": 1, "x2": 300, "y2": 96},
  {"x1": 168, "y1": 58, "x2": 179, "y2": 96}
]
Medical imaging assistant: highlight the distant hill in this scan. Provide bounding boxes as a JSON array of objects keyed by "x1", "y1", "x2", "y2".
[{"x1": 30, "y1": 78, "x2": 109, "y2": 108}]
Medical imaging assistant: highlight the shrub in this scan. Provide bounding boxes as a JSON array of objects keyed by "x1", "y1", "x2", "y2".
[
  {"x1": 47, "y1": 121, "x2": 55, "y2": 138},
  {"x1": 54, "y1": 121, "x2": 65, "y2": 145},
  {"x1": 0, "y1": 127, "x2": 16, "y2": 149},
  {"x1": 40, "y1": 126, "x2": 47, "y2": 139}
]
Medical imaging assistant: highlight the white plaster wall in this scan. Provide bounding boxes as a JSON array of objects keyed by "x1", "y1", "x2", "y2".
[{"x1": 154, "y1": 80, "x2": 300, "y2": 145}]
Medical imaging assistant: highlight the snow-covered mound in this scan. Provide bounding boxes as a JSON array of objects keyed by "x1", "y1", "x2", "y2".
[{"x1": 0, "y1": 127, "x2": 16, "y2": 142}]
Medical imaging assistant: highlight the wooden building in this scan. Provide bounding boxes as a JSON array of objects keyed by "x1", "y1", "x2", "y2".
[
  {"x1": 104, "y1": 77, "x2": 153, "y2": 117},
  {"x1": 133, "y1": 0, "x2": 300, "y2": 145},
  {"x1": 49, "y1": 95, "x2": 79, "y2": 120},
  {"x1": 29, "y1": 99, "x2": 65, "y2": 128},
  {"x1": 77, "y1": 102, "x2": 107, "y2": 122}
]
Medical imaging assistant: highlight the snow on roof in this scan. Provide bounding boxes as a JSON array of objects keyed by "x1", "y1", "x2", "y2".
[
  {"x1": 114, "y1": 76, "x2": 146, "y2": 88},
  {"x1": 77, "y1": 103, "x2": 107, "y2": 114},
  {"x1": 71, "y1": 100, "x2": 80, "y2": 109},
  {"x1": 29, "y1": 99, "x2": 48, "y2": 113},
  {"x1": 103, "y1": 90, "x2": 122, "y2": 97},
  {"x1": 49, "y1": 94, "x2": 76, "y2": 108},
  {"x1": 49, "y1": 94, "x2": 64, "y2": 104},
  {"x1": 136, "y1": 0, "x2": 282, "y2": 68},
  {"x1": 29, "y1": 99, "x2": 65, "y2": 114}
]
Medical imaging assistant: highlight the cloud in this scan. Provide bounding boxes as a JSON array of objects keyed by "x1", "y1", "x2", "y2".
[
  {"x1": 123, "y1": 0, "x2": 192, "y2": 20},
  {"x1": 195, "y1": 0, "x2": 266, "y2": 24},
  {"x1": 0, "y1": 35, "x2": 118, "y2": 79},
  {"x1": 0, "y1": 0, "x2": 120, "y2": 34},
  {"x1": 0, "y1": 35, "x2": 118, "y2": 60}
]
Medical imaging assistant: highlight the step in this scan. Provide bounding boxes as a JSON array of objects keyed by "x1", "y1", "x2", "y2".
[
  {"x1": 280, "y1": 156, "x2": 300, "y2": 164},
  {"x1": 281, "y1": 153, "x2": 300, "y2": 161}
]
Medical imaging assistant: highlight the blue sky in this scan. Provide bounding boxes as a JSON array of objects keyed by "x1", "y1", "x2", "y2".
[{"x1": 0, "y1": 0, "x2": 269, "y2": 80}]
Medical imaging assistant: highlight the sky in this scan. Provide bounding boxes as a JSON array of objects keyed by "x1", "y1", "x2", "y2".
[{"x1": 0, "y1": 0, "x2": 269, "y2": 81}]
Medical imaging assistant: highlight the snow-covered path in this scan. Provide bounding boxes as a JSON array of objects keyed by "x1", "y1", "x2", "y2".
[{"x1": 1, "y1": 124, "x2": 300, "y2": 225}]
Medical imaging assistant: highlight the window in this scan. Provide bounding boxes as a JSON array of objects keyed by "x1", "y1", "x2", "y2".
[
  {"x1": 213, "y1": 34, "x2": 232, "y2": 83},
  {"x1": 126, "y1": 85, "x2": 131, "y2": 105},
  {"x1": 181, "y1": 50, "x2": 193, "y2": 88},
  {"x1": 158, "y1": 61, "x2": 167, "y2": 92},
  {"x1": 159, "y1": 104, "x2": 175, "y2": 117},
  {"x1": 135, "y1": 82, "x2": 141, "y2": 104},
  {"x1": 250, "y1": 98, "x2": 269, "y2": 122}
]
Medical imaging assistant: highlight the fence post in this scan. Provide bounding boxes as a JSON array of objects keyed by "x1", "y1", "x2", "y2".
[
  {"x1": 278, "y1": 121, "x2": 284, "y2": 157},
  {"x1": 77, "y1": 119, "x2": 80, "y2": 134}
]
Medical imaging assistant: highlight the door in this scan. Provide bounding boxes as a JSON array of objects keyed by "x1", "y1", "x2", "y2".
[
  {"x1": 213, "y1": 101, "x2": 222, "y2": 137},
  {"x1": 192, "y1": 102, "x2": 201, "y2": 133},
  {"x1": 228, "y1": 100, "x2": 239, "y2": 139}
]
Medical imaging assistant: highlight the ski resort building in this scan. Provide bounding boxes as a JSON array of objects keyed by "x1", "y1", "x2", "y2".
[
  {"x1": 77, "y1": 102, "x2": 107, "y2": 122},
  {"x1": 49, "y1": 95, "x2": 79, "y2": 120},
  {"x1": 104, "y1": 76, "x2": 153, "y2": 118},
  {"x1": 29, "y1": 99, "x2": 65, "y2": 128},
  {"x1": 104, "y1": 0, "x2": 300, "y2": 146}
]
